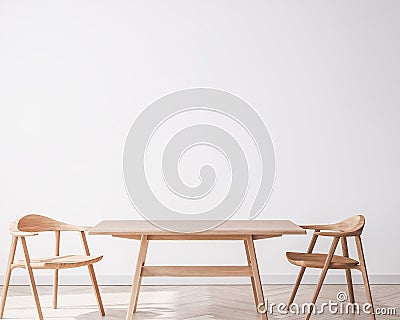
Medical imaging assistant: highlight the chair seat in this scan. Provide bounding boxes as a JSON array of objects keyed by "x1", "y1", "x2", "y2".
[
  {"x1": 12, "y1": 254, "x2": 102, "y2": 270},
  {"x1": 286, "y1": 252, "x2": 359, "y2": 269}
]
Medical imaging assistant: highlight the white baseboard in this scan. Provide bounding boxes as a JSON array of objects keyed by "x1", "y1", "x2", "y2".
[{"x1": 2, "y1": 274, "x2": 400, "y2": 286}]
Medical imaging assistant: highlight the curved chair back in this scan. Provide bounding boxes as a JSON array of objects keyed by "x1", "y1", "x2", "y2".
[
  {"x1": 10, "y1": 214, "x2": 87, "y2": 234},
  {"x1": 307, "y1": 214, "x2": 365, "y2": 236},
  {"x1": 331, "y1": 215, "x2": 365, "y2": 235}
]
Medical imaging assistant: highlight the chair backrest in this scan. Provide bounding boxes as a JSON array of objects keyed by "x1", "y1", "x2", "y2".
[
  {"x1": 10, "y1": 214, "x2": 87, "y2": 234},
  {"x1": 326, "y1": 215, "x2": 365, "y2": 235}
]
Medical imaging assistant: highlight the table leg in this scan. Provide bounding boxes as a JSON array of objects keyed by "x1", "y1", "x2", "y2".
[
  {"x1": 126, "y1": 235, "x2": 149, "y2": 320},
  {"x1": 246, "y1": 236, "x2": 268, "y2": 320},
  {"x1": 244, "y1": 240, "x2": 258, "y2": 306}
]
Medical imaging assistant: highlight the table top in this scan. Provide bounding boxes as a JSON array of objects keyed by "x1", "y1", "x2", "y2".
[{"x1": 89, "y1": 220, "x2": 306, "y2": 237}]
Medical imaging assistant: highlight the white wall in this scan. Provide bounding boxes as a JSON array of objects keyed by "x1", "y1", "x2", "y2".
[{"x1": 0, "y1": 0, "x2": 399, "y2": 285}]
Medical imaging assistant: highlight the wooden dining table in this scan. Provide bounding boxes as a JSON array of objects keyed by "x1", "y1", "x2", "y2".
[{"x1": 89, "y1": 220, "x2": 306, "y2": 320}]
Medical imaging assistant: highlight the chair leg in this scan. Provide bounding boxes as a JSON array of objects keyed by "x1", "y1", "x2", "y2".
[
  {"x1": 80, "y1": 231, "x2": 105, "y2": 316},
  {"x1": 0, "y1": 236, "x2": 18, "y2": 318},
  {"x1": 53, "y1": 269, "x2": 59, "y2": 309},
  {"x1": 87, "y1": 264, "x2": 105, "y2": 316},
  {"x1": 355, "y1": 235, "x2": 375, "y2": 320},
  {"x1": 21, "y1": 237, "x2": 44, "y2": 320},
  {"x1": 53, "y1": 231, "x2": 60, "y2": 309},
  {"x1": 341, "y1": 237, "x2": 355, "y2": 303},
  {"x1": 288, "y1": 267, "x2": 306, "y2": 307},
  {"x1": 288, "y1": 232, "x2": 319, "y2": 308},
  {"x1": 305, "y1": 237, "x2": 339, "y2": 320}
]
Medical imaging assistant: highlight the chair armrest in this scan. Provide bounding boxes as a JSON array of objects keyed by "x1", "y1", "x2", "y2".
[
  {"x1": 315, "y1": 231, "x2": 359, "y2": 237},
  {"x1": 9, "y1": 230, "x2": 38, "y2": 237}
]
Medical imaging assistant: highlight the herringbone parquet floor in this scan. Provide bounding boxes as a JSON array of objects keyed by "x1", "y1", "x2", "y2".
[{"x1": 1, "y1": 285, "x2": 398, "y2": 319}]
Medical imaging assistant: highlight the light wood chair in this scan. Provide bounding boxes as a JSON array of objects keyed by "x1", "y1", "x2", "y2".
[
  {"x1": 0, "y1": 214, "x2": 105, "y2": 320},
  {"x1": 286, "y1": 215, "x2": 374, "y2": 320}
]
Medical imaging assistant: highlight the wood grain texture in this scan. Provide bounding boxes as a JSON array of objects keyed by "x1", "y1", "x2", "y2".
[
  {"x1": 52, "y1": 231, "x2": 60, "y2": 309},
  {"x1": 90, "y1": 220, "x2": 306, "y2": 237},
  {"x1": 80, "y1": 231, "x2": 105, "y2": 317},
  {"x1": 10, "y1": 214, "x2": 88, "y2": 233},
  {"x1": 113, "y1": 234, "x2": 283, "y2": 240},
  {"x1": 21, "y1": 237, "x2": 44, "y2": 320},
  {"x1": 341, "y1": 236, "x2": 355, "y2": 303},
  {"x1": 0, "y1": 236, "x2": 17, "y2": 318},
  {"x1": 246, "y1": 236, "x2": 268, "y2": 320},
  {"x1": 11, "y1": 255, "x2": 103, "y2": 270},
  {"x1": 127, "y1": 235, "x2": 149, "y2": 319},
  {"x1": 142, "y1": 266, "x2": 253, "y2": 277},
  {"x1": 286, "y1": 252, "x2": 359, "y2": 269}
]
